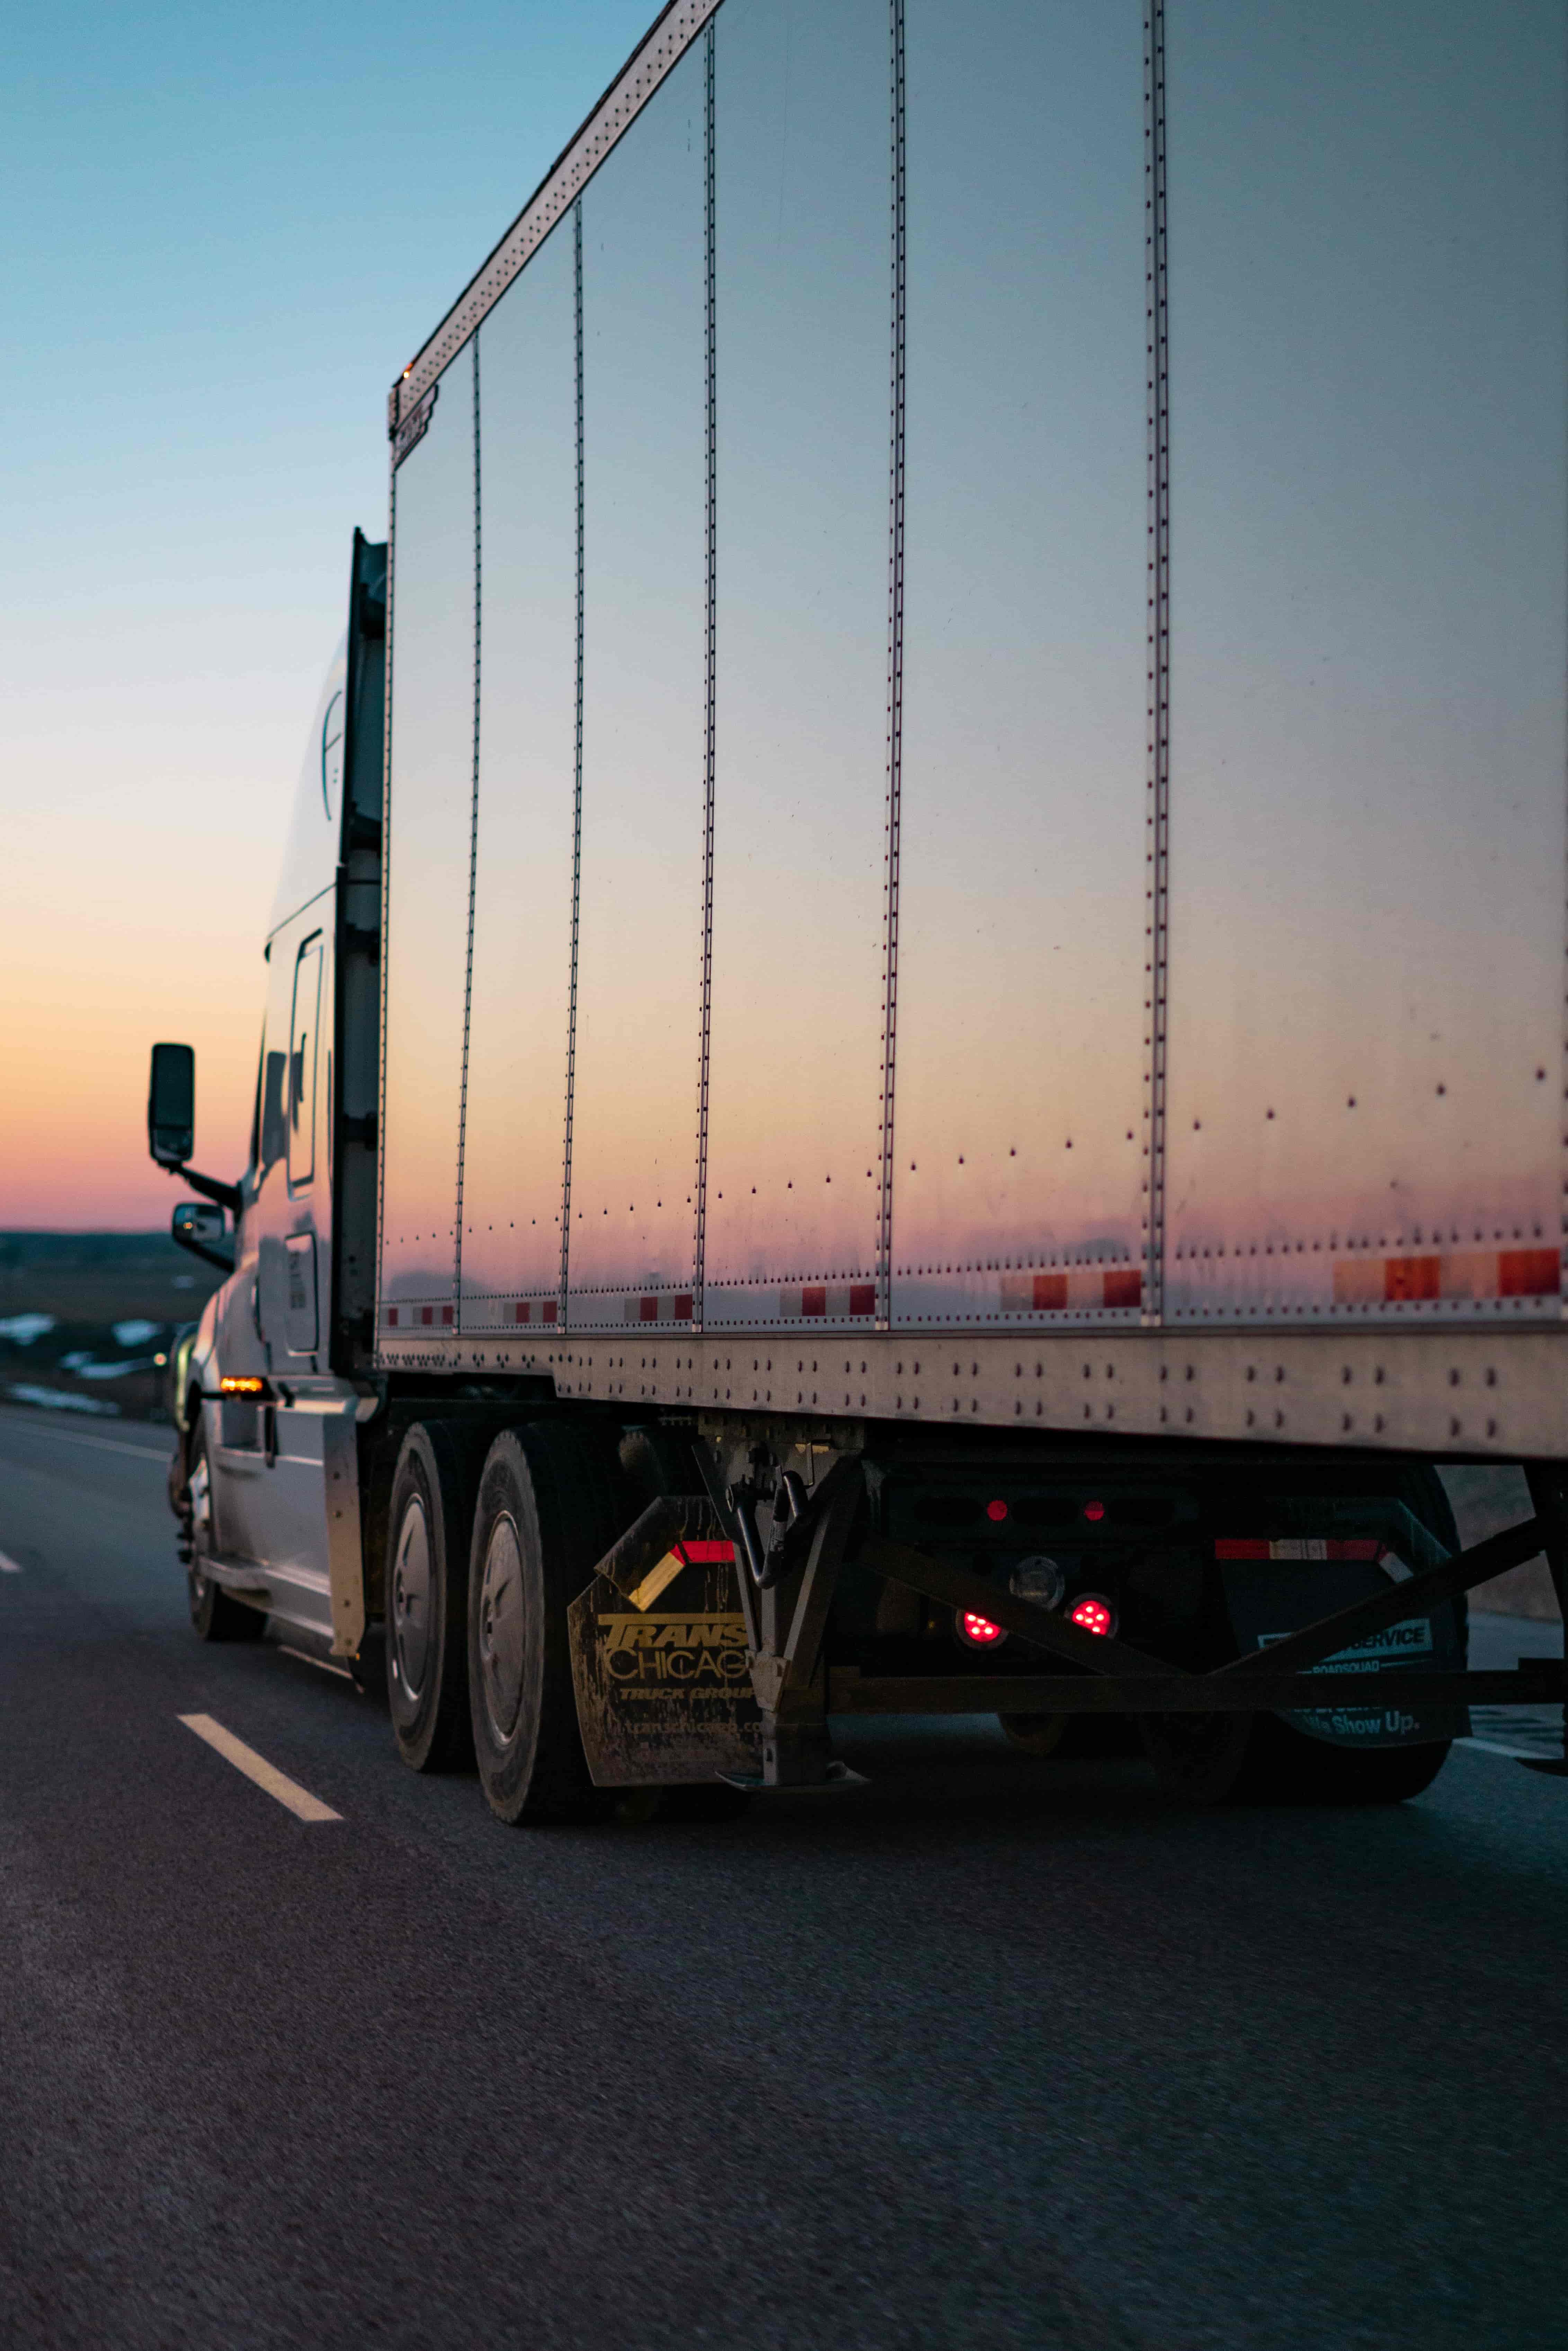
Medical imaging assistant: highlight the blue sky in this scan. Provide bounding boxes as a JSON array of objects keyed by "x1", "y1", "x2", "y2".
[{"x1": 1, "y1": 0, "x2": 654, "y2": 1220}]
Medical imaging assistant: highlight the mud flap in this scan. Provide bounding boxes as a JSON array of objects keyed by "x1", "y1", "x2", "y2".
[
  {"x1": 1221, "y1": 1542, "x2": 1469, "y2": 1748},
  {"x1": 567, "y1": 1550, "x2": 765, "y2": 1787}
]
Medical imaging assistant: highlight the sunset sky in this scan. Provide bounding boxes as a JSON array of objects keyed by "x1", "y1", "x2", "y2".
[{"x1": 1, "y1": 0, "x2": 651, "y2": 1228}]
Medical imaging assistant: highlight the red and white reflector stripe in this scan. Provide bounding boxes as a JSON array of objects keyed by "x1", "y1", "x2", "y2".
[
  {"x1": 626, "y1": 1534, "x2": 736, "y2": 1610},
  {"x1": 672, "y1": 1539, "x2": 734, "y2": 1567},
  {"x1": 1333, "y1": 1248, "x2": 1558, "y2": 1306},
  {"x1": 777, "y1": 1283, "x2": 876, "y2": 1320},
  {"x1": 385, "y1": 1304, "x2": 454, "y2": 1329},
  {"x1": 622, "y1": 1292, "x2": 694, "y2": 1325},
  {"x1": 999, "y1": 1267, "x2": 1142, "y2": 1313},
  {"x1": 1215, "y1": 1539, "x2": 1382, "y2": 1561},
  {"x1": 511, "y1": 1299, "x2": 559, "y2": 1326}
]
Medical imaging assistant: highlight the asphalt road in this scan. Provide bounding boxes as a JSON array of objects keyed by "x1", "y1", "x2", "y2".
[{"x1": 2, "y1": 1406, "x2": 1566, "y2": 2351}]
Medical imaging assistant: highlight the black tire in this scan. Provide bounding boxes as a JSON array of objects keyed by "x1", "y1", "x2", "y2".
[
  {"x1": 1140, "y1": 1710, "x2": 1256, "y2": 1806},
  {"x1": 1146, "y1": 1468, "x2": 1467, "y2": 1807},
  {"x1": 998, "y1": 1713, "x2": 1068, "y2": 1759},
  {"x1": 385, "y1": 1422, "x2": 475, "y2": 1773},
  {"x1": 467, "y1": 1421, "x2": 618, "y2": 1825},
  {"x1": 1241, "y1": 1713, "x2": 1453, "y2": 1805},
  {"x1": 185, "y1": 1427, "x2": 265, "y2": 1643}
]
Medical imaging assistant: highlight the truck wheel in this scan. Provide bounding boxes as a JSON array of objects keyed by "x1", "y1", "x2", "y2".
[
  {"x1": 1140, "y1": 1710, "x2": 1255, "y2": 1806},
  {"x1": 385, "y1": 1423, "x2": 475, "y2": 1772},
  {"x1": 185, "y1": 1430, "x2": 265, "y2": 1643},
  {"x1": 1243, "y1": 1713, "x2": 1453, "y2": 1804},
  {"x1": 998, "y1": 1713, "x2": 1067, "y2": 1758},
  {"x1": 467, "y1": 1423, "x2": 615, "y2": 1825},
  {"x1": 1144, "y1": 1708, "x2": 1453, "y2": 1807}
]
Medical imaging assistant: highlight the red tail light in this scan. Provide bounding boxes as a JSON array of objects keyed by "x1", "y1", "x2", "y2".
[
  {"x1": 957, "y1": 1610, "x2": 1007, "y2": 1648},
  {"x1": 1069, "y1": 1595, "x2": 1116, "y2": 1638}
]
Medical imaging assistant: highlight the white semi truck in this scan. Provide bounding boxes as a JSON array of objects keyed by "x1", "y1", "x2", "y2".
[{"x1": 149, "y1": 0, "x2": 1568, "y2": 1817}]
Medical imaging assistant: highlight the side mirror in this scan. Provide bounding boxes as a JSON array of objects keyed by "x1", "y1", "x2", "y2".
[
  {"x1": 173, "y1": 1201, "x2": 225, "y2": 1246},
  {"x1": 171, "y1": 1199, "x2": 233, "y2": 1276},
  {"x1": 149, "y1": 1042, "x2": 196, "y2": 1167}
]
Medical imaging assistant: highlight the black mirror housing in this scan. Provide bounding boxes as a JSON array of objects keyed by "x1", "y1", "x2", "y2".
[{"x1": 149, "y1": 1042, "x2": 196, "y2": 1167}]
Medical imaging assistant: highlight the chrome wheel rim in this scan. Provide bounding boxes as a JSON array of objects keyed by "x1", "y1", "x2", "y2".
[
  {"x1": 391, "y1": 1495, "x2": 433, "y2": 1701},
  {"x1": 478, "y1": 1513, "x2": 525, "y2": 1744}
]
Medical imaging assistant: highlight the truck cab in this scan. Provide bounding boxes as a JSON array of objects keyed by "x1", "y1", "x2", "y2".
[{"x1": 151, "y1": 533, "x2": 385, "y2": 1654}]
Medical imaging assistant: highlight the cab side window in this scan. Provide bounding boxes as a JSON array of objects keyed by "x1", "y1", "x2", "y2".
[
  {"x1": 254, "y1": 941, "x2": 295, "y2": 1194},
  {"x1": 260, "y1": 1048, "x2": 289, "y2": 1178},
  {"x1": 288, "y1": 936, "x2": 323, "y2": 1192}
]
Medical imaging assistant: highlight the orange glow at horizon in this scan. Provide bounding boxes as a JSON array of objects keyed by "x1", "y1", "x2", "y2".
[{"x1": 1, "y1": 809, "x2": 274, "y2": 1231}]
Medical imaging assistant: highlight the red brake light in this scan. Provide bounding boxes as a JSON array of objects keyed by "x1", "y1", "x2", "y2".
[
  {"x1": 1070, "y1": 1595, "x2": 1116, "y2": 1638},
  {"x1": 986, "y1": 1498, "x2": 1008, "y2": 1522},
  {"x1": 957, "y1": 1610, "x2": 1007, "y2": 1648},
  {"x1": 1083, "y1": 1499, "x2": 1105, "y2": 1522}
]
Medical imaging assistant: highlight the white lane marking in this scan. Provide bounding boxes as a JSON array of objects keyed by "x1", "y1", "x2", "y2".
[
  {"x1": 0, "y1": 1551, "x2": 21, "y2": 1574},
  {"x1": 177, "y1": 1713, "x2": 342, "y2": 1822},
  {"x1": 0, "y1": 1411, "x2": 170, "y2": 1463}
]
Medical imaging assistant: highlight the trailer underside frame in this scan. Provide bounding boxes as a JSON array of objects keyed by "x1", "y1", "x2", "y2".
[{"x1": 579, "y1": 1450, "x2": 1568, "y2": 1789}]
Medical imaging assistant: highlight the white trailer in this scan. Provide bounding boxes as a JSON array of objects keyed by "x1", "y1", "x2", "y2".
[{"x1": 150, "y1": 0, "x2": 1568, "y2": 1814}]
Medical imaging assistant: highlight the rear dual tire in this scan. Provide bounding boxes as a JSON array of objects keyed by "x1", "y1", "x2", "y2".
[
  {"x1": 468, "y1": 1423, "x2": 618, "y2": 1825},
  {"x1": 385, "y1": 1422, "x2": 476, "y2": 1773},
  {"x1": 1143, "y1": 1469, "x2": 1462, "y2": 1808},
  {"x1": 1139, "y1": 1710, "x2": 1452, "y2": 1807}
]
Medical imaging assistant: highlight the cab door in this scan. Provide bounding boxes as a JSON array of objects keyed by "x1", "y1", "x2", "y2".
[
  {"x1": 205, "y1": 927, "x2": 291, "y2": 1560},
  {"x1": 211, "y1": 914, "x2": 343, "y2": 1632},
  {"x1": 254, "y1": 924, "x2": 329, "y2": 1360}
]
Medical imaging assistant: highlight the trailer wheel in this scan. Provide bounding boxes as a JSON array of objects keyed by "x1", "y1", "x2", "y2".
[
  {"x1": 1140, "y1": 1710, "x2": 1255, "y2": 1807},
  {"x1": 468, "y1": 1423, "x2": 616, "y2": 1825},
  {"x1": 185, "y1": 1429, "x2": 265, "y2": 1643},
  {"x1": 1244, "y1": 1714, "x2": 1454, "y2": 1804},
  {"x1": 998, "y1": 1712, "x2": 1068, "y2": 1758},
  {"x1": 385, "y1": 1423, "x2": 475, "y2": 1772}
]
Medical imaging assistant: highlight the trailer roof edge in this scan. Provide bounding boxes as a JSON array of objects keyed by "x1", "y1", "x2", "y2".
[{"x1": 388, "y1": 0, "x2": 720, "y2": 431}]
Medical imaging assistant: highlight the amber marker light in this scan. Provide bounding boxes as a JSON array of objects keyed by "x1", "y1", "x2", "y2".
[{"x1": 220, "y1": 1375, "x2": 269, "y2": 1397}]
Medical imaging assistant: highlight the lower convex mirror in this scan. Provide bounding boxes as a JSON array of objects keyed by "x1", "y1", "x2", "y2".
[{"x1": 173, "y1": 1201, "x2": 225, "y2": 1245}]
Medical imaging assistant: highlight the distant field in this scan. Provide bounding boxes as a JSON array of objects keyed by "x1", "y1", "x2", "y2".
[
  {"x1": 0, "y1": 1230, "x2": 223, "y2": 1326},
  {"x1": 0, "y1": 1231, "x2": 223, "y2": 1424}
]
